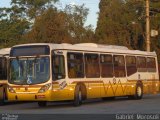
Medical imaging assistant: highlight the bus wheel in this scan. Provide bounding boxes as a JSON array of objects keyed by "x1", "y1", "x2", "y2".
[
  {"x1": 135, "y1": 83, "x2": 143, "y2": 100},
  {"x1": 128, "y1": 83, "x2": 143, "y2": 100},
  {"x1": 73, "y1": 85, "x2": 82, "y2": 107},
  {"x1": 38, "y1": 101, "x2": 47, "y2": 107}
]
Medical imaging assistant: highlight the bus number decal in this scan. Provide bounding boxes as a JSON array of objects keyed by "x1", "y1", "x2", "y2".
[
  {"x1": 54, "y1": 51, "x2": 63, "y2": 55},
  {"x1": 113, "y1": 78, "x2": 116, "y2": 84}
]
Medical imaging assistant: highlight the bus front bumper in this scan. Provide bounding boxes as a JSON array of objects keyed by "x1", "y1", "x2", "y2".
[{"x1": 7, "y1": 91, "x2": 52, "y2": 101}]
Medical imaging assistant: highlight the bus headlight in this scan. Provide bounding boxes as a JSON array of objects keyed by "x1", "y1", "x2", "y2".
[
  {"x1": 38, "y1": 83, "x2": 51, "y2": 93},
  {"x1": 8, "y1": 86, "x2": 15, "y2": 93}
]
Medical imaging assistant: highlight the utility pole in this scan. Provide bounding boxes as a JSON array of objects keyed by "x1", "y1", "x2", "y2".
[{"x1": 146, "y1": 0, "x2": 150, "y2": 52}]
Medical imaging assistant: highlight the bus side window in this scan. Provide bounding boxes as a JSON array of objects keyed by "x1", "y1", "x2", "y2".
[
  {"x1": 67, "y1": 52, "x2": 84, "y2": 78},
  {"x1": 113, "y1": 55, "x2": 126, "y2": 77},
  {"x1": 137, "y1": 57, "x2": 147, "y2": 72},
  {"x1": 85, "y1": 53, "x2": 100, "y2": 78},
  {"x1": 100, "y1": 54, "x2": 113, "y2": 78},
  {"x1": 52, "y1": 55, "x2": 65, "y2": 80},
  {"x1": 147, "y1": 57, "x2": 156, "y2": 72},
  {"x1": 126, "y1": 56, "x2": 137, "y2": 76}
]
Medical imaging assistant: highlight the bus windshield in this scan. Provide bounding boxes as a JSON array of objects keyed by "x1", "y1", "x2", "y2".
[{"x1": 9, "y1": 56, "x2": 50, "y2": 85}]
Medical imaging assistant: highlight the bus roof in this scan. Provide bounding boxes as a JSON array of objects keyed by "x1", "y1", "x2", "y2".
[
  {"x1": 0, "y1": 48, "x2": 11, "y2": 57},
  {"x1": 12, "y1": 43, "x2": 157, "y2": 56}
]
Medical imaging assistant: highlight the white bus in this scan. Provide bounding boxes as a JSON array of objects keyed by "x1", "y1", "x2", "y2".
[
  {"x1": 7, "y1": 43, "x2": 159, "y2": 107},
  {"x1": 0, "y1": 48, "x2": 10, "y2": 105}
]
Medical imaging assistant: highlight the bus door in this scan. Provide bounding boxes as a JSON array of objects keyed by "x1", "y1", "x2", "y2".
[{"x1": 52, "y1": 51, "x2": 67, "y2": 100}]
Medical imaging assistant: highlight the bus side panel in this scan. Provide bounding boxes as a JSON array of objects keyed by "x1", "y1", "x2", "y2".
[
  {"x1": 0, "y1": 85, "x2": 4, "y2": 100},
  {"x1": 101, "y1": 83, "x2": 125, "y2": 97},
  {"x1": 87, "y1": 82, "x2": 101, "y2": 99},
  {"x1": 51, "y1": 83, "x2": 75, "y2": 101},
  {"x1": 125, "y1": 81, "x2": 136, "y2": 96},
  {"x1": 143, "y1": 81, "x2": 150, "y2": 94},
  {"x1": 101, "y1": 80, "x2": 137, "y2": 98},
  {"x1": 0, "y1": 83, "x2": 7, "y2": 101},
  {"x1": 115, "y1": 83, "x2": 126, "y2": 97}
]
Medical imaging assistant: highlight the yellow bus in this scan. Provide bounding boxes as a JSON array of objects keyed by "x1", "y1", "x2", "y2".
[
  {"x1": 7, "y1": 43, "x2": 159, "y2": 107},
  {"x1": 0, "y1": 48, "x2": 10, "y2": 105}
]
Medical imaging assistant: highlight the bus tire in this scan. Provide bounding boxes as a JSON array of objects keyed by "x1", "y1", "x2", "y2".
[
  {"x1": 73, "y1": 85, "x2": 82, "y2": 107},
  {"x1": 0, "y1": 89, "x2": 6, "y2": 106},
  {"x1": 134, "y1": 83, "x2": 143, "y2": 100},
  {"x1": 128, "y1": 83, "x2": 143, "y2": 100},
  {"x1": 38, "y1": 101, "x2": 47, "y2": 107},
  {"x1": 80, "y1": 83, "x2": 87, "y2": 100}
]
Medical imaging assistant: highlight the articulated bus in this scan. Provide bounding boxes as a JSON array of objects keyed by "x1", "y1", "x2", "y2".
[
  {"x1": 7, "y1": 43, "x2": 159, "y2": 107},
  {"x1": 0, "y1": 48, "x2": 10, "y2": 105}
]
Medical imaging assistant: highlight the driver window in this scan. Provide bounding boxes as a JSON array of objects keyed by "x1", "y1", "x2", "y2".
[{"x1": 52, "y1": 55, "x2": 65, "y2": 80}]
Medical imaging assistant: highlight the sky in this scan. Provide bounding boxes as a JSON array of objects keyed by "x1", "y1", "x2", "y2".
[{"x1": 0, "y1": 0, "x2": 100, "y2": 29}]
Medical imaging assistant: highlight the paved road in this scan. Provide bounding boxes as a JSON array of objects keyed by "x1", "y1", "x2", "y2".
[{"x1": 0, "y1": 94, "x2": 160, "y2": 114}]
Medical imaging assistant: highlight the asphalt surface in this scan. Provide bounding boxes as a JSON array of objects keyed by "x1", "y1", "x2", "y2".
[{"x1": 0, "y1": 94, "x2": 160, "y2": 114}]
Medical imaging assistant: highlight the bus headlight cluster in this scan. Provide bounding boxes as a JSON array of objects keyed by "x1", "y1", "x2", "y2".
[
  {"x1": 38, "y1": 83, "x2": 51, "y2": 93},
  {"x1": 8, "y1": 86, "x2": 15, "y2": 93}
]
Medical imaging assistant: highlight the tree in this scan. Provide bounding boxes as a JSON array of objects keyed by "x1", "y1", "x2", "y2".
[
  {"x1": 96, "y1": 0, "x2": 146, "y2": 50},
  {"x1": 64, "y1": 4, "x2": 94, "y2": 43},
  {"x1": 10, "y1": 0, "x2": 59, "y2": 20},
  {"x1": 23, "y1": 8, "x2": 72, "y2": 43},
  {"x1": 150, "y1": 1, "x2": 160, "y2": 62},
  {"x1": 0, "y1": 19, "x2": 29, "y2": 47},
  {"x1": 0, "y1": 6, "x2": 29, "y2": 47},
  {"x1": 125, "y1": 0, "x2": 146, "y2": 50},
  {"x1": 96, "y1": 0, "x2": 128, "y2": 46},
  {"x1": 0, "y1": 0, "x2": 59, "y2": 47},
  {"x1": 24, "y1": 4, "x2": 94, "y2": 44}
]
